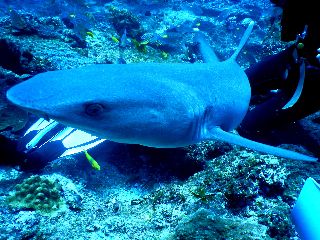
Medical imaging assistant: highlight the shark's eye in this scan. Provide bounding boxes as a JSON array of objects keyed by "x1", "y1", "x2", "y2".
[{"x1": 85, "y1": 103, "x2": 104, "y2": 116}]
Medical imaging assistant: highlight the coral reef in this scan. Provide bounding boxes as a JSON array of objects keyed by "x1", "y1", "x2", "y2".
[
  {"x1": 7, "y1": 175, "x2": 64, "y2": 214},
  {"x1": 171, "y1": 208, "x2": 272, "y2": 240},
  {"x1": 0, "y1": 39, "x2": 33, "y2": 74},
  {"x1": 108, "y1": 6, "x2": 145, "y2": 39}
]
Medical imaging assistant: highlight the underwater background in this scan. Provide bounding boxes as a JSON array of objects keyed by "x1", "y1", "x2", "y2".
[{"x1": 0, "y1": 0, "x2": 319, "y2": 239}]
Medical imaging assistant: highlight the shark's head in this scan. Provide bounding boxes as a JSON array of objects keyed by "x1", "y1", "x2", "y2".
[
  {"x1": 7, "y1": 64, "x2": 199, "y2": 147},
  {"x1": 7, "y1": 67, "x2": 109, "y2": 124}
]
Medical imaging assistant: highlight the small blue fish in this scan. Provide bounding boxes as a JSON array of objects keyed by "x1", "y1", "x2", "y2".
[{"x1": 120, "y1": 28, "x2": 128, "y2": 48}]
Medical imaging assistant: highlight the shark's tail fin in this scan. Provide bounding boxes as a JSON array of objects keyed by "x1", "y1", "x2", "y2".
[
  {"x1": 229, "y1": 20, "x2": 255, "y2": 62},
  {"x1": 207, "y1": 127, "x2": 318, "y2": 162}
]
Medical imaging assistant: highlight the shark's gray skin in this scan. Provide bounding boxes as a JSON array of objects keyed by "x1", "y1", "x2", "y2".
[{"x1": 6, "y1": 21, "x2": 318, "y2": 161}]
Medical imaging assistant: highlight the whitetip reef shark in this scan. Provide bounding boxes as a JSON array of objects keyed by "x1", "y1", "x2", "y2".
[{"x1": 6, "y1": 21, "x2": 318, "y2": 162}]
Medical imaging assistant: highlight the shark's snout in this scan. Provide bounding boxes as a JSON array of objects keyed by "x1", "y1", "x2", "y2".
[
  {"x1": 7, "y1": 87, "x2": 51, "y2": 122},
  {"x1": 6, "y1": 84, "x2": 28, "y2": 108},
  {"x1": 6, "y1": 82, "x2": 49, "y2": 118}
]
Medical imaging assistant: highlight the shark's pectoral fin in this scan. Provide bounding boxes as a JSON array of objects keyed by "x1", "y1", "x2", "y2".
[{"x1": 203, "y1": 127, "x2": 318, "y2": 162}]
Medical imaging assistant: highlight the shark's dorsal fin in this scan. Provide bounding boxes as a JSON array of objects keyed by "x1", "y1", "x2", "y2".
[
  {"x1": 196, "y1": 32, "x2": 219, "y2": 63},
  {"x1": 204, "y1": 127, "x2": 318, "y2": 162},
  {"x1": 228, "y1": 20, "x2": 255, "y2": 62}
]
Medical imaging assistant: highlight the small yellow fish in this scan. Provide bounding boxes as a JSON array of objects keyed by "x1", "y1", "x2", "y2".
[
  {"x1": 140, "y1": 40, "x2": 149, "y2": 45},
  {"x1": 84, "y1": 150, "x2": 101, "y2": 170},
  {"x1": 161, "y1": 51, "x2": 169, "y2": 59},
  {"x1": 297, "y1": 42, "x2": 304, "y2": 50},
  {"x1": 86, "y1": 31, "x2": 94, "y2": 38},
  {"x1": 111, "y1": 36, "x2": 119, "y2": 43},
  {"x1": 132, "y1": 39, "x2": 148, "y2": 53}
]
